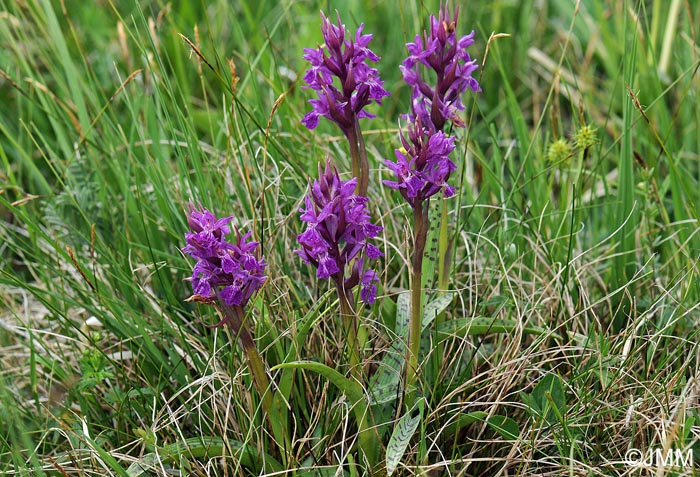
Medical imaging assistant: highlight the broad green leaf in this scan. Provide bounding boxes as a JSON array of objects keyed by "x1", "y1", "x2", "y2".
[
  {"x1": 272, "y1": 361, "x2": 379, "y2": 468},
  {"x1": 437, "y1": 198, "x2": 451, "y2": 290},
  {"x1": 369, "y1": 292, "x2": 410, "y2": 405},
  {"x1": 273, "y1": 361, "x2": 364, "y2": 408},
  {"x1": 442, "y1": 411, "x2": 489, "y2": 437},
  {"x1": 381, "y1": 295, "x2": 397, "y2": 332},
  {"x1": 296, "y1": 468, "x2": 347, "y2": 477},
  {"x1": 422, "y1": 200, "x2": 442, "y2": 290},
  {"x1": 370, "y1": 293, "x2": 457, "y2": 405},
  {"x1": 126, "y1": 437, "x2": 283, "y2": 476},
  {"x1": 395, "y1": 291, "x2": 410, "y2": 336},
  {"x1": 486, "y1": 415, "x2": 520, "y2": 440},
  {"x1": 442, "y1": 412, "x2": 518, "y2": 441},
  {"x1": 421, "y1": 292, "x2": 455, "y2": 331},
  {"x1": 386, "y1": 399, "x2": 424, "y2": 476},
  {"x1": 522, "y1": 373, "x2": 567, "y2": 425},
  {"x1": 419, "y1": 293, "x2": 456, "y2": 375},
  {"x1": 369, "y1": 346, "x2": 404, "y2": 405},
  {"x1": 683, "y1": 415, "x2": 696, "y2": 441}
]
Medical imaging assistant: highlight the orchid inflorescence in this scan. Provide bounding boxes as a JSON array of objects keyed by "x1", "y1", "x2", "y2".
[
  {"x1": 383, "y1": 118, "x2": 457, "y2": 208},
  {"x1": 296, "y1": 159, "x2": 383, "y2": 305},
  {"x1": 301, "y1": 11, "x2": 391, "y2": 197},
  {"x1": 183, "y1": 204, "x2": 266, "y2": 312},
  {"x1": 401, "y1": 5, "x2": 481, "y2": 133},
  {"x1": 301, "y1": 11, "x2": 390, "y2": 137},
  {"x1": 385, "y1": 5, "x2": 480, "y2": 207}
]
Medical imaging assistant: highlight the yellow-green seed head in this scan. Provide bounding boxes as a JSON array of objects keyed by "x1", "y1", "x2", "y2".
[
  {"x1": 574, "y1": 124, "x2": 598, "y2": 150},
  {"x1": 547, "y1": 138, "x2": 572, "y2": 164}
]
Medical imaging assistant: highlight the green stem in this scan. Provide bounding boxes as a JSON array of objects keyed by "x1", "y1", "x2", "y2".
[
  {"x1": 433, "y1": 198, "x2": 450, "y2": 378},
  {"x1": 336, "y1": 281, "x2": 361, "y2": 383},
  {"x1": 344, "y1": 117, "x2": 372, "y2": 385},
  {"x1": 223, "y1": 304, "x2": 289, "y2": 461},
  {"x1": 406, "y1": 199, "x2": 429, "y2": 405},
  {"x1": 355, "y1": 119, "x2": 369, "y2": 196},
  {"x1": 346, "y1": 118, "x2": 369, "y2": 196},
  {"x1": 335, "y1": 281, "x2": 378, "y2": 470},
  {"x1": 437, "y1": 199, "x2": 450, "y2": 291},
  {"x1": 229, "y1": 306, "x2": 273, "y2": 411}
]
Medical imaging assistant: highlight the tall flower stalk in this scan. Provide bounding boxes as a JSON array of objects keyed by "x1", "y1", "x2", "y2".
[
  {"x1": 302, "y1": 11, "x2": 389, "y2": 195},
  {"x1": 182, "y1": 204, "x2": 288, "y2": 454},
  {"x1": 296, "y1": 159, "x2": 382, "y2": 375},
  {"x1": 384, "y1": 121, "x2": 457, "y2": 399},
  {"x1": 384, "y1": 4, "x2": 480, "y2": 402},
  {"x1": 296, "y1": 159, "x2": 383, "y2": 468}
]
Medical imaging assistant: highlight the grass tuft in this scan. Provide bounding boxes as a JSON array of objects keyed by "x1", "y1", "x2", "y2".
[{"x1": 1, "y1": 0, "x2": 699, "y2": 476}]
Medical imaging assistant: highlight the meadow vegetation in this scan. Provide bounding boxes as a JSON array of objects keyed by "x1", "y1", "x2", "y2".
[{"x1": 1, "y1": 0, "x2": 699, "y2": 475}]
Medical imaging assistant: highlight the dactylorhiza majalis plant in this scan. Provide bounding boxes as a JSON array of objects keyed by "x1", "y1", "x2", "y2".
[
  {"x1": 295, "y1": 159, "x2": 384, "y2": 469},
  {"x1": 384, "y1": 3, "x2": 480, "y2": 403},
  {"x1": 301, "y1": 11, "x2": 390, "y2": 195},
  {"x1": 182, "y1": 204, "x2": 287, "y2": 443},
  {"x1": 296, "y1": 159, "x2": 383, "y2": 373}
]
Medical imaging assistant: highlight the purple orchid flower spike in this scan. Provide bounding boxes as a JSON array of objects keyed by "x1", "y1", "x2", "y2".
[
  {"x1": 401, "y1": 3, "x2": 480, "y2": 132},
  {"x1": 383, "y1": 117, "x2": 457, "y2": 208},
  {"x1": 296, "y1": 159, "x2": 382, "y2": 305},
  {"x1": 301, "y1": 11, "x2": 390, "y2": 136},
  {"x1": 183, "y1": 204, "x2": 267, "y2": 318},
  {"x1": 182, "y1": 205, "x2": 281, "y2": 434},
  {"x1": 383, "y1": 4, "x2": 482, "y2": 404},
  {"x1": 302, "y1": 11, "x2": 390, "y2": 196}
]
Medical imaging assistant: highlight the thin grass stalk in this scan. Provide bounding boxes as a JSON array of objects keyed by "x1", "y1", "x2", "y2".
[
  {"x1": 658, "y1": 0, "x2": 682, "y2": 78},
  {"x1": 613, "y1": 14, "x2": 640, "y2": 331}
]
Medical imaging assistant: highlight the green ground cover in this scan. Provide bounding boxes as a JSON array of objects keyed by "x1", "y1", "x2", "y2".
[{"x1": 1, "y1": 0, "x2": 699, "y2": 475}]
